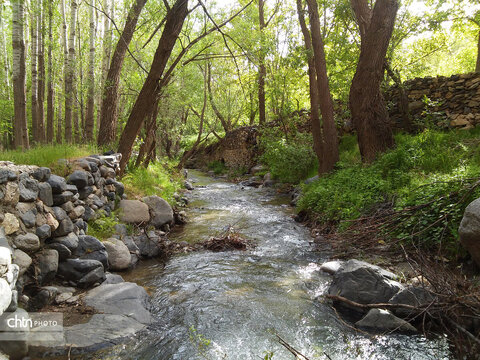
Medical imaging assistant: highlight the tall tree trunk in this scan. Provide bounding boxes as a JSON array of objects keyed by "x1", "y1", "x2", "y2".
[
  {"x1": 38, "y1": 5, "x2": 46, "y2": 143},
  {"x1": 0, "y1": 5, "x2": 11, "y2": 92},
  {"x1": 258, "y1": 0, "x2": 266, "y2": 125},
  {"x1": 305, "y1": 0, "x2": 339, "y2": 173},
  {"x1": 30, "y1": 7, "x2": 39, "y2": 143},
  {"x1": 349, "y1": 0, "x2": 397, "y2": 162},
  {"x1": 59, "y1": 0, "x2": 68, "y2": 144},
  {"x1": 117, "y1": 0, "x2": 189, "y2": 173},
  {"x1": 476, "y1": 30, "x2": 480, "y2": 73},
  {"x1": 97, "y1": 0, "x2": 113, "y2": 135},
  {"x1": 97, "y1": 0, "x2": 148, "y2": 146},
  {"x1": 207, "y1": 63, "x2": 230, "y2": 132},
  {"x1": 12, "y1": 0, "x2": 28, "y2": 149},
  {"x1": 56, "y1": 91, "x2": 62, "y2": 143},
  {"x1": 85, "y1": 2, "x2": 96, "y2": 141},
  {"x1": 64, "y1": 0, "x2": 78, "y2": 143},
  {"x1": 46, "y1": 0, "x2": 54, "y2": 143}
]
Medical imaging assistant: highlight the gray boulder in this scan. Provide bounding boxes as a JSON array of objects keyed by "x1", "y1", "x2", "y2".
[
  {"x1": 143, "y1": 195, "x2": 173, "y2": 228},
  {"x1": 73, "y1": 235, "x2": 108, "y2": 270},
  {"x1": 0, "y1": 278, "x2": 11, "y2": 315},
  {"x1": 36, "y1": 224, "x2": 51, "y2": 241},
  {"x1": 118, "y1": 200, "x2": 150, "y2": 224},
  {"x1": 20, "y1": 208, "x2": 37, "y2": 228},
  {"x1": 37, "y1": 182, "x2": 53, "y2": 206},
  {"x1": 14, "y1": 233, "x2": 40, "y2": 253},
  {"x1": 0, "y1": 169, "x2": 17, "y2": 184},
  {"x1": 52, "y1": 191, "x2": 74, "y2": 206},
  {"x1": 389, "y1": 286, "x2": 436, "y2": 319},
  {"x1": 355, "y1": 308, "x2": 417, "y2": 333},
  {"x1": 47, "y1": 232, "x2": 78, "y2": 252},
  {"x1": 47, "y1": 174, "x2": 67, "y2": 194},
  {"x1": 328, "y1": 259, "x2": 403, "y2": 312},
  {"x1": 19, "y1": 177, "x2": 38, "y2": 202},
  {"x1": 103, "y1": 238, "x2": 130, "y2": 271},
  {"x1": 51, "y1": 206, "x2": 68, "y2": 221},
  {"x1": 12, "y1": 249, "x2": 32, "y2": 276},
  {"x1": 133, "y1": 233, "x2": 162, "y2": 257},
  {"x1": 52, "y1": 218, "x2": 75, "y2": 237},
  {"x1": 57, "y1": 258, "x2": 105, "y2": 286},
  {"x1": 46, "y1": 243, "x2": 71, "y2": 261},
  {"x1": 320, "y1": 260, "x2": 344, "y2": 275},
  {"x1": 35, "y1": 249, "x2": 59, "y2": 285},
  {"x1": 104, "y1": 273, "x2": 125, "y2": 284},
  {"x1": 31, "y1": 167, "x2": 51, "y2": 182},
  {"x1": 68, "y1": 170, "x2": 89, "y2": 189},
  {"x1": 459, "y1": 198, "x2": 480, "y2": 267}
]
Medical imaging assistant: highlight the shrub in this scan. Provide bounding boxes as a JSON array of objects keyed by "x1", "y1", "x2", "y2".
[
  {"x1": 86, "y1": 213, "x2": 131, "y2": 241},
  {"x1": 208, "y1": 160, "x2": 227, "y2": 175}
]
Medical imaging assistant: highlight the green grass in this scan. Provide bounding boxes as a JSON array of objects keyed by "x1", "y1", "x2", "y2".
[
  {"x1": 298, "y1": 128, "x2": 480, "y2": 253},
  {"x1": 121, "y1": 161, "x2": 182, "y2": 204},
  {"x1": 0, "y1": 144, "x2": 99, "y2": 174}
]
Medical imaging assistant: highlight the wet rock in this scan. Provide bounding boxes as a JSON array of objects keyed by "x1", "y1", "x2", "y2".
[
  {"x1": 133, "y1": 233, "x2": 161, "y2": 258},
  {"x1": 35, "y1": 224, "x2": 51, "y2": 242},
  {"x1": 2, "y1": 213, "x2": 20, "y2": 235},
  {"x1": 73, "y1": 235, "x2": 108, "y2": 270},
  {"x1": 14, "y1": 233, "x2": 40, "y2": 253},
  {"x1": 31, "y1": 167, "x2": 51, "y2": 182},
  {"x1": 328, "y1": 259, "x2": 403, "y2": 313},
  {"x1": 118, "y1": 200, "x2": 150, "y2": 224},
  {"x1": 68, "y1": 170, "x2": 89, "y2": 189},
  {"x1": 19, "y1": 177, "x2": 39, "y2": 202},
  {"x1": 35, "y1": 249, "x2": 59, "y2": 285},
  {"x1": 78, "y1": 267, "x2": 106, "y2": 288},
  {"x1": 47, "y1": 174, "x2": 67, "y2": 194},
  {"x1": 184, "y1": 180, "x2": 194, "y2": 190},
  {"x1": 46, "y1": 243, "x2": 71, "y2": 261},
  {"x1": 52, "y1": 218, "x2": 75, "y2": 237},
  {"x1": 459, "y1": 197, "x2": 480, "y2": 267},
  {"x1": 37, "y1": 182, "x2": 53, "y2": 206},
  {"x1": 355, "y1": 308, "x2": 417, "y2": 333},
  {"x1": 175, "y1": 210, "x2": 188, "y2": 224},
  {"x1": 12, "y1": 249, "x2": 31, "y2": 276},
  {"x1": 104, "y1": 273, "x2": 125, "y2": 284},
  {"x1": 103, "y1": 238, "x2": 131, "y2": 271},
  {"x1": 389, "y1": 286, "x2": 436, "y2": 319},
  {"x1": 47, "y1": 232, "x2": 78, "y2": 252},
  {"x1": 143, "y1": 195, "x2": 173, "y2": 228},
  {"x1": 320, "y1": 260, "x2": 344, "y2": 275}
]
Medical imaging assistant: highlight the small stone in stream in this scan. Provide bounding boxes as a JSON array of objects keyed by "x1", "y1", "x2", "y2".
[
  {"x1": 47, "y1": 174, "x2": 67, "y2": 194},
  {"x1": 36, "y1": 224, "x2": 52, "y2": 241},
  {"x1": 184, "y1": 180, "x2": 194, "y2": 190},
  {"x1": 31, "y1": 167, "x2": 51, "y2": 182},
  {"x1": 355, "y1": 308, "x2": 417, "y2": 333},
  {"x1": 103, "y1": 238, "x2": 131, "y2": 271},
  {"x1": 104, "y1": 273, "x2": 125, "y2": 284}
]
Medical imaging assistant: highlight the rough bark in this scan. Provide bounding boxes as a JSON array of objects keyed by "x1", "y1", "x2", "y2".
[
  {"x1": 305, "y1": 0, "x2": 339, "y2": 173},
  {"x1": 349, "y1": 0, "x2": 397, "y2": 162},
  {"x1": 46, "y1": 0, "x2": 54, "y2": 143},
  {"x1": 38, "y1": 5, "x2": 46, "y2": 143},
  {"x1": 0, "y1": 5, "x2": 10, "y2": 92},
  {"x1": 85, "y1": 2, "x2": 96, "y2": 141},
  {"x1": 64, "y1": 0, "x2": 78, "y2": 143},
  {"x1": 476, "y1": 30, "x2": 480, "y2": 73},
  {"x1": 117, "y1": 0, "x2": 189, "y2": 173},
  {"x1": 258, "y1": 0, "x2": 266, "y2": 125},
  {"x1": 30, "y1": 8, "x2": 39, "y2": 143},
  {"x1": 135, "y1": 98, "x2": 159, "y2": 168},
  {"x1": 12, "y1": 0, "x2": 28, "y2": 149},
  {"x1": 56, "y1": 93, "x2": 62, "y2": 143},
  {"x1": 97, "y1": 0, "x2": 148, "y2": 146}
]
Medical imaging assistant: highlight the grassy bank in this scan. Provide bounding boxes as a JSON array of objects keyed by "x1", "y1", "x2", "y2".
[{"x1": 297, "y1": 128, "x2": 480, "y2": 257}]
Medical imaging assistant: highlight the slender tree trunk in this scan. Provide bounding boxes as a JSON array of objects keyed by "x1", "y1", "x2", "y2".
[
  {"x1": 135, "y1": 98, "x2": 159, "y2": 168},
  {"x1": 117, "y1": 0, "x2": 189, "y2": 173},
  {"x1": 258, "y1": 0, "x2": 266, "y2": 125},
  {"x1": 207, "y1": 63, "x2": 230, "y2": 132},
  {"x1": 38, "y1": 5, "x2": 46, "y2": 143},
  {"x1": 64, "y1": 0, "x2": 78, "y2": 143},
  {"x1": 476, "y1": 30, "x2": 480, "y2": 73},
  {"x1": 59, "y1": 0, "x2": 68, "y2": 144},
  {"x1": 12, "y1": 0, "x2": 28, "y2": 149},
  {"x1": 30, "y1": 7, "x2": 38, "y2": 143},
  {"x1": 75, "y1": 13, "x2": 82, "y2": 143},
  {"x1": 98, "y1": 0, "x2": 148, "y2": 146},
  {"x1": 56, "y1": 91, "x2": 62, "y2": 143},
  {"x1": 97, "y1": 0, "x2": 113, "y2": 135},
  {"x1": 305, "y1": 0, "x2": 339, "y2": 173},
  {"x1": 0, "y1": 5, "x2": 11, "y2": 92},
  {"x1": 85, "y1": 2, "x2": 96, "y2": 141},
  {"x1": 46, "y1": 0, "x2": 54, "y2": 143},
  {"x1": 349, "y1": 0, "x2": 397, "y2": 162}
]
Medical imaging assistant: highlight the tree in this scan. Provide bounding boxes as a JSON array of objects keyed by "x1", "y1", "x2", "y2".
[
  {"x1": 117, "y1": 0, "x2": 189, "y2": 173},
  {"x1": 85, "y1": 1, "x2": 96, "y2": 141},
  {"x1": 97, "y1": 0, "x2": 148, "y2": 146},
  {"x1": 46, "y1": 0, "x2": 54, "y2": 143},
  {"x1": 258, "y1": 0, "x2": 266, "y2": 125},
  {"x1": 37, "y1": 3, "x2": 46, "y2": 143},
  {"x1": 349, "y1": 0, "x2": 398, "y2": 162},
  {"x1": 12, "y1": 0, "x2": 28, "y2": 149},
  {"x1": 30, "y1": 5, "x2": 39, "y2": 142},
  {"x1": 297, "y1": 0, "x2": 339, "y2": 175},
  {"x1": 64, "y1": 0, "x2": 78, "y2": 143}
]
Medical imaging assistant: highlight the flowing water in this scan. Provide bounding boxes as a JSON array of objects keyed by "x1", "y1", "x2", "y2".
[{"x1": 95, "y1": 170, "x2": 449, "y2": 360}]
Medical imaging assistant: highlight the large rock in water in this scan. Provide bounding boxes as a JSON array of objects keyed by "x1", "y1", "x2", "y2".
[
  {"x1": 389, "y1": 285, "x2": 436, "y2": 319},
  {"x1": 118, "y1": 200, "x2": 150, "y2": 224},
  {"x1": 355, "y1": 308, "x2": 417, "y2": 333},
  {"x1": 142, "y1": 195, "x2": 173, "y2": 228},
  {"x1": 459, "y1": 198, "x2": 480, "y2": 267},
  {"x1": 103, "y1": 238, "x2": 131, "y2": 271},
  {"x1": 327, "y1": 259, "x2": 403, "y2": 312}
]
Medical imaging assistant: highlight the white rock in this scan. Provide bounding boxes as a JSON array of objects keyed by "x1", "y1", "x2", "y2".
[
  {"x1": 0, "y1": 278, "x2": 12, "y2": 315},
  {"x1": 320, "y1": 260, "x2": 344, "y2": 275}
]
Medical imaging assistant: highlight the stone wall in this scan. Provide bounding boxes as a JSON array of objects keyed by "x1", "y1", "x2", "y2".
[
  {"x1": 0, "y1": 154, "x2": 176, "y2": 325},
  {"x1": 385, "y1": 72, "x2": 480, "y2": 129}
]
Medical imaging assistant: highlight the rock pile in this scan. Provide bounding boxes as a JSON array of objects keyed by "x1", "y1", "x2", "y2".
[{"x1": 385, "y1": 72, "x2": 480, "y2": 130}]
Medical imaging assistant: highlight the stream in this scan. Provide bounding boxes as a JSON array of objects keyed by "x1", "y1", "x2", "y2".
[{"x1": 93, "y1": 170, "x2": 449, "y2": 360}]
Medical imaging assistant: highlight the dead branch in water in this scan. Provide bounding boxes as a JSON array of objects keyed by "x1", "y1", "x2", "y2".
[{"x1": 202, "y1": 225, "x2": 254, "y2": 251}]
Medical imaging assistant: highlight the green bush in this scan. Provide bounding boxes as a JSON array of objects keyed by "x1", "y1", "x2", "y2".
[
  {"x1": 259, "y1": 129, "x2": 317, "y2": 184},
  {"x1": 87, "y1": 213, "x2": 130, "y2": 241},
  {"x1": 208, "y1": 160, "x2": 227, "y2": 175}
]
